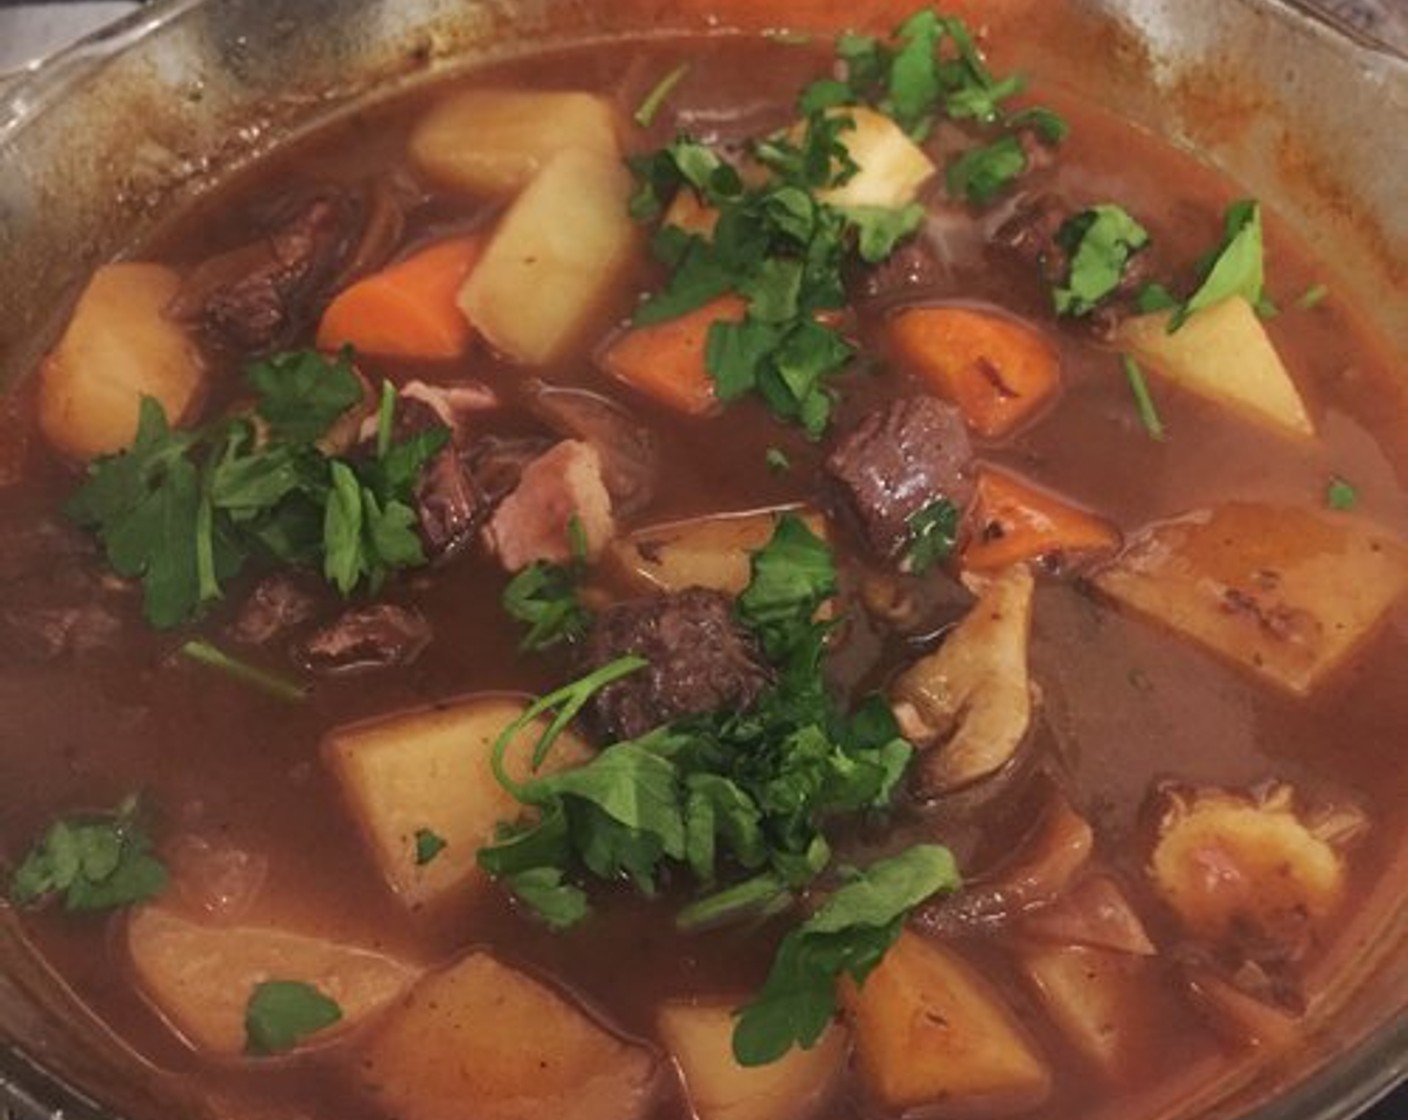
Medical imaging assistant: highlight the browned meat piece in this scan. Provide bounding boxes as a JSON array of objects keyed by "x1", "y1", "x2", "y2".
[
  {"x1": 173, "y1": 191, "x2": 358, "y2": 353},
  {"x1": 825, "y1": 397, "x2": 974, "y2": 563},
  {"x1": 524, "y1": 383, "x2": 658, "y2": 517},
  {"x1": 416, "y1": 449, "x2": 486, "y2": 561},
  {"x1": 297, "y1": 603, "x2": 431, "y2": 673},
  {"x1": 228, "y1": 573, "x2": 320, "y2": 646},
  {"x1": 851, "y1": 239, "x2": 942, "y2": 302},
  {"x1": 993, "y1": 192, "x2": 1071, "y2": 280},
  {"x1": 464, "y1": 436, "x2": 554, "y2": 509},
  {"x1": 0, "y1": 602, "x2": 121, "y2": 661},
  {"x1": 579, "y1": 588, "x2": 772, "y2": 740}
]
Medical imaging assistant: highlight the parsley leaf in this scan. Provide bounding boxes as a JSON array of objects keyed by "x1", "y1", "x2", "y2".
[
  {"x1": 1052, "y1": 204, "x2": 1151, "y2": 316},
  {"x1": 946, "y1": 134, "x2": 1026, "y2": 204},
  {"x1": 1169, "y1": 199, "x2": 1266, "y2": 331},
  {"x1": 731, "y1": 844, "x2": 960, "y2": 1066},
  {"x1": 905, "y1": 498, "x2": 960, "y2": 573},
  {"x1": 244, "y1": 980, "x2": 342, "y2": 1055},
  {"x1": 505, "y1": 867, "x2": 590, "y2": 929},
  {"x1": 250, "y1": 349, "x2": 363, "y2": 445},
  {"x1": 414, "y1": 828, "x2": 447, "y2": 866},
  {"x1": 736, "y1": 515, "x2": 837, "y2": 661},
  {"x1": 503, "y1": 561, "x2": 592, "y2": 651},
  {"x1": 10, "y1": 796, "x2": 168, "y2": 912},
  {"x1": 1326, "y1": 475, "x2": 1358, "y2": 511}
]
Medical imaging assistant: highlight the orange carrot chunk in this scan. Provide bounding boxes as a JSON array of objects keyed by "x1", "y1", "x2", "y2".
[
  {"x1": 963, "y1": 469, "x2": 1121, "y2": 574},
  {"x1": 597, "y1": 295, "x2": 746, "y2": 416},
  {"x1": 317, "y1": 236, "x2": 481, "y2": 360},
  {"x1": 889, "y1": 306, "x2": 1061, "y2": 438}
]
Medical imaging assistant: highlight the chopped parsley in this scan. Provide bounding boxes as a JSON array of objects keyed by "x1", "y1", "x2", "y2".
[
  {"x1": 1121, "y1": 354, "x2": 1166, "y2": 441},
  {"x1": 502, "y1": 560, "x2": 592, "y2": 652},
  {"x1": 1326, "y1": 476, "x2": 1358, "y2": 511},
  {"x1": 904, "y1": 498, "x2": 960, "y2": 573},
  {"x1": 244, "y1": 980, "x2": 343, "y2": 1055},
  {"x1": 414, "y1": 828, "x2": 447, "y2": 866},
  {"x1": 10, "y1": 796, "x2": 168, "y2": 912},
  {"x1": 1296, "y1": 282, "x2": 1329, "y2": 311},
  {"x1": 65, "y1": 353, "x2": 446, "y2": 628},
  {"x1": 179, "y1": 639, "x2": 307, "y2": 702},
  {"x1": 732, "y1": 844, "x2": 960, "y2": 1065},
  {"x1": 1168, "y1": 199, "x2": 1269, "y2": 331},
  {"x1": 1051, "y1": 204, "x2": 1151, "y2": 316},
  {"x1": 945, "y1": 134, "x2": 1026, "y2": 205},
  {"x1": 765, "y1": 448, "x2": 792, "y2": 473},
  {"x1": 634, "y1": 63, "x2": 691, "y2": 128}
]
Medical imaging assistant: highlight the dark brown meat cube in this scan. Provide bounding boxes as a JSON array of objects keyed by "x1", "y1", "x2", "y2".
[
  {"x1": 297, "y1": 603, "x2": 431, "y2": 674},
  {"x1": 416, "y1": 450, "x2": 486, "y2": 561},
  {"x1": 173, "y1": 191, "x2": 357, "y2": 353},
  {"x1": 851, "y1": 240, "x2": 942, "y2": 303},
  {"x1": 579, "y1": 589, "x2": 772, "y2": 741},
  {"x1": 825, "y1": 397, "x2": 974, "y2": 563},
  {"x1": 229, "y1": 573, "x2": 320, "y2": 646},
  {"x1": 993, "y1": 192, "x2": 1071, "y2": 281}
]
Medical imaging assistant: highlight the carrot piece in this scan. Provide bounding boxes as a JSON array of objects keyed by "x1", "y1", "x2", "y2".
[
  {"x1": 889, "y1": 306, "x2": 1061, "y2": 438},
  {"x1": 317, "y1": 236, "x2": 481, "y2": 360},
  {"x1": 597, "y1": 295, "x2": 746, "y2": 415},
  {"x1": 963, "y1": 469, "x2": 1120, "y2": 573}
]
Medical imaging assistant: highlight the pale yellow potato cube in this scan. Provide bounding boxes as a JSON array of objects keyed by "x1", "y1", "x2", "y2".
[
  {"x1": 127, "y1": 905, "x2": 417, "y2": 1056},
  {"x1": 1117, "y1": 297, "x2": 1313, "y2": 439},
  {"x1": 817, "y1": 107, "x2": 935, "y2": 210},
  {"x1": 1093, "y1": 502, "x2": 1408, "y2": 696},
  {"x1": 409, "y1": 89, "x2": 620, "y2": 196},
  {"x1": 459, "y1": 147, "x2": 637, "y2": 366},
  {"x1": 1019, "y1": 943, "x2": 1154, "y2": 1074},
  {"x1": 323, "y1": 696, "x2": 591, "y2": 908},
  {"x1": 362, "y1": 951, "x2": 657, "y2": 1120},
  {"x1": 39, "y1": 262, "x2": 204, "y2": 461},
  {"x1": 842, "y1": 931, "x2": 1051, "y2": 1114},
  {"x1": 607, "y1": 508, "x2": 827, "y2": 596},
  {"x1": 658, "y1": 999, "x2": 847, "y2": 1120}
]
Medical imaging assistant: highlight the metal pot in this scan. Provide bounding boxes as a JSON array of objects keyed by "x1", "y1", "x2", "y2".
[{"x1": 0, "y1": 1, "x2": 1405, "y2": 1118}]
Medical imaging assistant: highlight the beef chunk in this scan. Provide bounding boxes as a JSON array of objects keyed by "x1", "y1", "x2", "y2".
[
  {"x1": 297, "y1": 604, "x2": 431, "y2": 673},
  {"x1": 229, "y1": 573, "x2": 320, "y2": 646},
  {"x1": 174, "y1": 191, "x2": 358, "y2": 353},
  {"x1": 580, "y1": 589, "x2": 772, "y2": 740},
  {"x1": 851, "y1": 240, "x2": 942, "y2": 303},
  {"x1": 825, "y1": 397, "x2": 974, "y2": 563},
  {"x1": 416, "y1": 450, "x2": 486, "y2": 561},
  {"x1": 993, "y1": 192, "x2": 1072, "y2": 280}
]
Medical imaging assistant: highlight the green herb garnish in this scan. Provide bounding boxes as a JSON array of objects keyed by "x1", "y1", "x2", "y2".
[
  {"x1": 1121, "y1": 354, "x2": 1166, "y2": 441},
  {"x1": 10, "y1": 796, "x2": 168, "y2": 912},
  {"x1": 765, "y1": 448, "x2": 792, "y2": 473},
  {"x1": 414, "y1": 828, "x2": 447, "y2": 866},
  {"x1": 503, "y1": 561, "x2": 592, "y2": 652},
  {"x1": 1296, "y1": 282, "x2": 1329, "y2": 311},
  {"x1": 905, "y1": 498, "x2": 960, "y2": 573},
  {"x1": 731, "y1": 844, "x2": 960, "y2": 1065},
  {"x1": 634, "y1": 63, "x2": 691, "y2": 128},
  {"x1": 1168, "y1": 199, "x2": 1268, "y2": 331},
  {"x1": 946, "y1": 134, "x2": 1026, "y2": 205},
  {"x1": 179, "y1": 639, "x2": 307, "y2": 702},
  {"x1": 1052, "y1": 204, "x2": 1151, "y2": 316},
  {"x1": 1326, "y1": 476, "x2": 1358, "y2": 511},
  {"x1": 244, "y1": 980, "x2": 343, "y2": 1055}
]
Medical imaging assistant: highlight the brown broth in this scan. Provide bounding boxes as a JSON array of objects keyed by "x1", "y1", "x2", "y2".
[{"x1": 2, "y1": 28, "x2": 1407, "y2": 1120}]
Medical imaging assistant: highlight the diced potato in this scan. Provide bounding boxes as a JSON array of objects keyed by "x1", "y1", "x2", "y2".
[
  {"x1": 39, "y1": 262, "x2": 204, "y2": 461},
  {"x1": 127, "y1": 905, "x2": 417, "y2": 1056},
  {"x1": 1019, "y1": 943, "x2": 1154, "y2": 1075},
  {"x1": 323, "y1": 695, "x2": 592, "y2": 909},
  {"x1": 1093, "y1": 502, "x2": 1408, "y2": 696},
  {"x1": 816, "y1": 107, "x2": 936, "y2": 210},
  {"x1": 1117, "y1": 297, "x2": 1313, "y2": 439},
  {"x1": 607, "y1": 508, "x2": 827, "y2": 597},
  {"x1": 658, "y1": 1000, "x2": 847, "y2": 1120},
  {"x1": 1148, "y1": 784, "x2": 1346, "y2": 948},
  {"x1": 842, "y1": 931, "x2": 1051, "y2": 1114},
  {"x1": 459, "y1": 147, "x2": 636, "y2": 366},
  {"x1": 409, "y1": 89, "x2": 620, "y2": 196},
  {"x1": 362, "y1": 951, "x2": 657, "y2": 1120},
  {"x1": 890, "y1": 564, "x2": 1035, "y2": 795},
  {"x1": 485, "y1": 440, "x2": 616, "y2": 571}
]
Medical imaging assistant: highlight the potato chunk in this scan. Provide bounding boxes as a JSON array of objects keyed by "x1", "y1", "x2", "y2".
[
  {"x1": 485, "y1": 440, "x2": 616, "y2": 572},
  {"x1": 816, "y1": 106, "x2": 935, "y2": 210},
  {"x1": 459, "y1": 147, "x2": 636, "y2": 365},
  {"x1": 323, "y1": 695, "x2": 591, "y2": 908},
  {"x1": 409, "y1": 89, "x2": 620, "y2": 196},
  {"x1": 1019, "y1": 943, "x2": 1154, "y2": 1075},
  {"x1": 658, "y1": 1000, "x2": 847, "y2": 1120},
  {"x1": 607, "y1": 508, "x2": 827, "y2": 597},
  {"x1": 842, "y1": 931, "x2": 1050, "y2": 1114},
  {"x1": 1093, "y1": 503, "x2": 1408, "y2": 696},
  {"x1": 1117, "y1": 297, "x2": 1313, "y2": 438},
  {"x1": 362, "y1": 952, "x2": 657, "y2": 1120},
  {"x1": 891, "y1": 565, "x2": 1035, "y2": 795},
  {"x1": 39, "y1": 262, "x2": 204, "y2": 461},
  {"x1": 127, "y1": 905, "x2": 416, "y2": 1055},
  {"x1": 1148, "y1": 784, "x2": 1346, "y2": 949}
]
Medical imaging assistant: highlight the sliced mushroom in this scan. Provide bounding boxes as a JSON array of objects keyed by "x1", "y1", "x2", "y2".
[{"x1": 891, "y1": 564, "x2": 1036, "y2": 795}]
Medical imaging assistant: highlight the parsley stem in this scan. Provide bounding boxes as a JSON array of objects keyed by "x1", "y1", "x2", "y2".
[
  {"x1": 633, "y1": 62, "x2": 691, "y2": 128},
  {"x1": 1296, "y1": 282, "x2": 1329, "y2": 311},
  {"x1": 179, "y1": 640, "x2": 308, "y2": 703},
  {"x1": 375, "y1": 380, "x2": 396, "y2": 460},
  {"x1": 676, "y1": 872, "x2": 792, "y2": 932},
  {"x1": 489, "y1": 656, "x2": 649, "y2": 800},
  {"x1": 1121, "y1": 354, "x2": 1166, "y2": 441}
]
